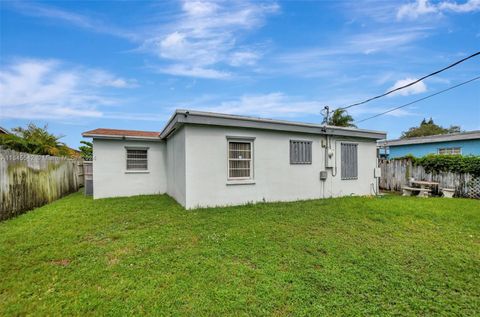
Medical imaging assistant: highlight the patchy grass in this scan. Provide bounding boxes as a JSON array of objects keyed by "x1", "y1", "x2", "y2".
[{"x1": 0, "y1": 192, "x2": 479, "y2": 316}]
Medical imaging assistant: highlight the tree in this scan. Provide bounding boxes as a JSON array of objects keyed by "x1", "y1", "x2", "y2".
[
  {"x1": 0, "y1": 123, "x2": 78, "y2": 157},
  {"x1": 79, "y1": 141, "x2": 93, "y2": 160},
  {"x1": 400, "y1": 118, "x2": 461, "y2": 139},
  {"x1": 326, "y1": 109, "x2": 356, "y2": 127}
]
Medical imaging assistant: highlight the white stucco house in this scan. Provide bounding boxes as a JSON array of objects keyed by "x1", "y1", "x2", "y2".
[{"x1": 82, "y1": 110, "x2": 386, "y2": 209}]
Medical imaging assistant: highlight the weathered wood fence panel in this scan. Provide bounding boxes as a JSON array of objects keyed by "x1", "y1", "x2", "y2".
[
  {"x1": 379, "y1": 159, "x2": 478, "y2": 198},
  {"x1": 0, "y1": 149, "x2": 82, "y2": 220}
]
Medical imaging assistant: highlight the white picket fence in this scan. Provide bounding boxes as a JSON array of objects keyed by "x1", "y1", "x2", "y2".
[
  {"x1": 0, "y1": 149, "x2": 83, "y2": 220},
  {"x1": 379, "y1": 159, "x2": 479, "y2": 198}
]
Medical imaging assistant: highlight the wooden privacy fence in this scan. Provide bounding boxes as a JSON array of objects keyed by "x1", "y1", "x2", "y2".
[
  {"x1": 379, "y1": 159, "x2": 479, "y2": 198},
  {"x1": 0, "y1": 149, "x2": 83, "y2": 220}
]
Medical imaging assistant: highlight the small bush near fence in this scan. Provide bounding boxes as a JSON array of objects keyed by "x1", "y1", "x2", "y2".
[
  {"x1": 398, "y1": 154, "x2": 480, "y2": 176},
  {"x1": 0, "y1": 149, "x2": 82, "y2": 220}
]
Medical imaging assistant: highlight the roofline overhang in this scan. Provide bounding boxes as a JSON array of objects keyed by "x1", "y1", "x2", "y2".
[
  {"x1": 160, "y1": 109, "x2": 387, "y2": 140},
  {"x1": 378, "y1": 130, "x2": 480, "y2": 147}
]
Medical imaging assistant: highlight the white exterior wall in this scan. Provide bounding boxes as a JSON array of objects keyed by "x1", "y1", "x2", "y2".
[
  {"x1": 166, "y1": 127, "x2": 187, "y2": 206},
  {"x1": 183, "y1": 125, "x2": 378, "y2": 209},
  {"x1": 92, "y1": 139, "x2": 167, "y2": 199},
  {"x1": 91, "y1": 125, "x2": 378, "y2": 208}
]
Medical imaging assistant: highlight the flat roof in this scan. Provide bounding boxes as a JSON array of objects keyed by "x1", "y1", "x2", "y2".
[
  {"x1": 378, "y1": 130, "x2": 480, "y2": 147},
  {"x1": 160, "y1": 109, "x2": 386, "y2": 140},
  {"x1": 83, "y1": 109, "x2": 387, "y2": 141}
]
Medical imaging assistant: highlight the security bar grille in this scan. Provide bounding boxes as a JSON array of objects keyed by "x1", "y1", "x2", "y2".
[
  {"x1": 290, "y1": 140, "x2": 312, "y2": 164},
  {"x1": 126, "y1": 149, "x2": 148, "y2": 170},
  {"x1": 228, "y1": 141, "x2": 252, "y2": 179},
  {"x1": 341, "y1": 143, "x2": 358, "y2": 180}
]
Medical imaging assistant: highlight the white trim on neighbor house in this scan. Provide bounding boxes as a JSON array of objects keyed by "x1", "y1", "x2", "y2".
[{"x1": 437, "y1": 147, "x2": 462, "y2": 155}]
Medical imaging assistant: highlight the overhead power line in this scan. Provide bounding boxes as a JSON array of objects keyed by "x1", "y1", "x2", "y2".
[
  {"x1": 356, "y1": 75, "x2": 480, "y2": 124},
  {"x1": 339, "y1": 51, "x2": 480, "y2": 110}
]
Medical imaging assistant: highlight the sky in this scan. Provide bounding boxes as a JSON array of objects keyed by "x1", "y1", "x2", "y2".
[{"x1": 1, "y1": 0, "x2": 479, "y2": 148}]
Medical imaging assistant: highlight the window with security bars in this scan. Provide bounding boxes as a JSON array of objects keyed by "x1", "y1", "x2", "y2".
[
  {"x1": 228, "y1": 141, "x2": 252, "y2": 179},
  {"x1": 126, "y1": 148, "x2": 148, "y2": 170},
  {"x1": 290, "y1": 140, "x2": 312, "y2": 164},
  {"x1": 438, "y1": 147, "x2": 461, "y2": 155},
  {"x1": 341, "y1": 143, "x2": 358, "y2": 180}
]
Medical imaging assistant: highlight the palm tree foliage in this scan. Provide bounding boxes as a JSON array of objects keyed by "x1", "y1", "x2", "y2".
[
  {"x1": 0, "y1": 123, "x2": 78, "y2": 157},
  {"x1": 79, "y1": 141, "x2": 93, "y2": 160},
  {"x1": 327, "y1": 109, "x2": 356, "y2": 127}
]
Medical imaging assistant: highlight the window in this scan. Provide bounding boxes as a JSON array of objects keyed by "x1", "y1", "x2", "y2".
[
  {"x1": 341, "y1": 143, "x2": 358, "y2": 180},
  {"x1": 126, "y1": 148, "x2": 148, "y2": 170},
  {"x1": 290, "y1": 140, "x2": 312, "y2": 164},
  {"x1": 438, "y1": 147, "x2": 461, "y2": 155},
  {"x1": 228, "y1": 140, "x2": 253, "y2": 179}
]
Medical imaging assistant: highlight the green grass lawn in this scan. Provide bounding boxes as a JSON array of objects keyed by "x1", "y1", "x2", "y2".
[{"x1": 0, "y1": 192, "x2": 479, "y2": 316}]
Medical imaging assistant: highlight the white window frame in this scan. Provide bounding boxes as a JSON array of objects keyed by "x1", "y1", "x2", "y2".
[
  {"x1": 437, "y1": 147, "x2": 461, "y2": 155},
  {"x1": 227, "y1": 137, "x2": 254, "y2": 181},
  {"x1": 125, "y1": 146, "x2": 149, "y2": 172}
]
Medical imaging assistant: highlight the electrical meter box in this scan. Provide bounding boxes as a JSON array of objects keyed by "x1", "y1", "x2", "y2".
[
  {"x1": 320, "y1": 171, "x2": 328, "y2": 180},
  {"x1": 325, "y1": 148, "x2": 335, "y2": 168}
]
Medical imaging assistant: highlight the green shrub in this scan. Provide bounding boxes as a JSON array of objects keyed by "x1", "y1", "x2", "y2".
[{"x1": 394, "y1": 154, "x2": 480, "y2": 176}]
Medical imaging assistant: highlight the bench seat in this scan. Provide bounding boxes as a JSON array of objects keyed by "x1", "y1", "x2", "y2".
[
  {"x1": 441, "y1": 188, "x2": 455, "y2": 198},
  {"x1": 402, "y1": 186, "x2": 431, "y2": 197}
]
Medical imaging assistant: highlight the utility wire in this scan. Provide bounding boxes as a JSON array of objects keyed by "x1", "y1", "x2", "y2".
[
  {"x1": 356, "y1": 76, "x2": 480, "y2": 124},
  {"x1": 339, "y1": 51, "x2": 480, "y2": 110}
]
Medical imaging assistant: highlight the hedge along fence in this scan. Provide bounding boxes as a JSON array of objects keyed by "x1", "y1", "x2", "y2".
[
  {"x1": 0, "y1": 149, "x2": 82, "y2": 220},
  {"x1": 379, "y1": 156, "x2": 480, "y2": 198}
]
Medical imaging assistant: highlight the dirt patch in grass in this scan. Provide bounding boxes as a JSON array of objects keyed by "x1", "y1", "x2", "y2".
[{"x1": 50, "y1": 259, "x2": 70, "y2": 266}]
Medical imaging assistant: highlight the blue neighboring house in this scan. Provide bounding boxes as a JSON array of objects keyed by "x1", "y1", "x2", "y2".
[{"x1": 378, "y1": 130, "x2": 480, "y2": 159}]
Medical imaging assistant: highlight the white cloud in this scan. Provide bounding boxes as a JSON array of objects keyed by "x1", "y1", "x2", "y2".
[
  {"x1": 158, "y1": 64, "x2": 231, "y2": 79},
  {"x1": 228, "y1": 51, "x2": 261, "y2": 67},
  {"x1": 387, "y1": 78, "x2": 427, "y2": 96},
  {"x1": 182, "y1": 1, "x2": 219, "y2": 16},
  {"x1": 185, "y1": 92, "x2": 324, "y2": 118},
  {"x1": 272, "y1": 27, "x2": 429, "y2": 78},
  {"x1": 439, "y1": 0, "x2": 480, "y2": 12},
  {"x1": 87, "y1": 69, "x2": 138, "y2": 88},
  {"x1": 0, "y1": 59, "x2": 135, "y2": 120},
  {"x1": 350, "y1": 105, "x2": 417, "y2": 118},
  {"x1": 397, "y1": 0, "x2": 480, "y2": 20},
  {"x1": 181, "y1": 92, "x2": 419, "y2": 121},
  {"x1": 145, "y1": 0, "x2": 279, "y2": 78},
  {"x1": 7, "y1": 1, "x2": 279, "y2": 79},
  {"x1": 349, "y1": 29, "x2": 428, "y2": 54},
  {"x1": 6, "y1": 1, "x2": 137, "y2": 40}
]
